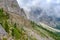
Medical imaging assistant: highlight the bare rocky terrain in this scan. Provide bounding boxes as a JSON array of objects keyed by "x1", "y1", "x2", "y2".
[{"x1": 0, "y1": 25, "x2": 7, "y2": 35}]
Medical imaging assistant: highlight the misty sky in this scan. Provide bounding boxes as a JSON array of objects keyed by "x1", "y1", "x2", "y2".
[{"x1": 17, "y1": 0, "x2": 60, "y2": 17}]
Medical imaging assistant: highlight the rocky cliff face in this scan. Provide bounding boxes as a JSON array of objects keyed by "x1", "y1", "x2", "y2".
[{"x1": 0, "y1": 0, "x2": 27, "y2": 18}]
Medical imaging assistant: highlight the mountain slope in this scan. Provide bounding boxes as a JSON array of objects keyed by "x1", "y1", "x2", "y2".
[
  {"x1": 0, "y1": 8, "x2": 56, "y2": 40},
  {"x1": 0, "y1": 0, "x2": 60, "y2": 40},
  {"x1": 29, "y1": 7, "x2": 60, "y2": 30}
]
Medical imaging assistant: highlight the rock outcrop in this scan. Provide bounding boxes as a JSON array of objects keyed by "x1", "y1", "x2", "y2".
[{"x1": 0, "y1": 0, "x2": 27, "y2": 18}]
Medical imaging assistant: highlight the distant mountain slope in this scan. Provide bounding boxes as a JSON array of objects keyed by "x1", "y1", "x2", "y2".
[{"x1": 28, "y1": 7, "x2": 60, "y2": 30}]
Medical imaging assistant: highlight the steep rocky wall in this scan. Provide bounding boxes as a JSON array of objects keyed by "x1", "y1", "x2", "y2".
[
  {"x1": 0, "y1": 0, "x2": 5, "y2": 8},
  {"x1": 0, "y1": 0, "x2": 27, "y2": 18}
]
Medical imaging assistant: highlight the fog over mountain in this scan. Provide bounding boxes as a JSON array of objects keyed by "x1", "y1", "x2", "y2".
[
  {"x1": 17, "y1": 0, "x2": 60, "y2": 30},
  {"x1": 17, "y1": 0, "x2": 60, "y2": 17}
]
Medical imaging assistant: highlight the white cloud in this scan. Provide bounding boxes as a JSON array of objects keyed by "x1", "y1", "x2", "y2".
[
  {"x1": 17, "y1": 0, "x2": 60, "y2": 11},
  {"x1": 17, "y1": 0, "x2": 60, "y2": 17}
]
